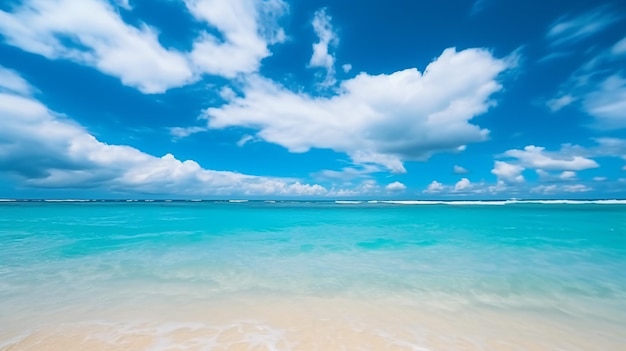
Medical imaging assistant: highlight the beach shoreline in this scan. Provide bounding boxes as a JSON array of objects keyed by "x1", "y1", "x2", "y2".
[{"x1": 2, "y1": 294, "x2": 625, "y2": 351}]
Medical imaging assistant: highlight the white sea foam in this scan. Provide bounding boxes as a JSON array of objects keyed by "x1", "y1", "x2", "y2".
[
  {"x1": 381, "y1": 200, "x2": 443, "y2": 205},
  {"x1": 447, "y1": 201, "x2": 507, "y2": 205},
  {"x1": 0, "y1": 332, "x2": 29, "y2": 350},
  {"x1": 592, "y1": 199, "x2": 626, "y2": 204},
  {"x1": 373, "y1": 199, "x2": 626, "y2": 206},
  {"x1": 514, "y1": 199, "x2": 626, "y2": 205},
  {"x1": 43, "y1": 199, "x2": 90, "y2": 202},
  {"x1": 11, "y1": 199, "x2": 626, "y2": 205}
]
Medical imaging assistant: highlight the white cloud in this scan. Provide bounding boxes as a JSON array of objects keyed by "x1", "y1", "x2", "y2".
[
  {"x1": 186, "y1": 0, "x2": 287, "y2": 79},
  {"x1": 237, "y1": 135, "x2": 255, "y2": 147},
  {"x1": 326, "y1": 179, "x2": 382, "y2": 197},
  {"x1": 563, "y1": 184, "x2": 592, "y2": 193},
  {"x1": 593, "y1": 177, "x2": 607, "y2": 181},
  {"x1": 547, "y1": 36, "x2": 626, "y2": 129},
  {"x1": 535, "y1": 169, "x2": 579, "y2": 182},
  {"x1": 592, "y1": 137, "x2": 626, "y2": 156},
  {"x1": 612, "y1": 36, "x2": 626, "y2": 56},
  {"x1": 582, "y1": 74, "x2": 626, "y2": 129},
  {"x1": 491, "y1": 161, "x2": 525, "y2": 183},
  {"x1": 385, "y1": 181, "x2": 406, "y2": 192},
  {"x1": 0, "y1": 66, "x2": 34, "y2": 95},
  {"x1": 537, "y1": 51, "x2": 574, "y2": 64},
  {"x1": 170, "y1": 126, "x2": 208, "y2": 138},
  {"x1": 547, "y1": 6, "x2": 621, "y2": 47},
  {"x1": 559, "y1": 171, "x2": 577, "y2": 180},
  {"x1": 315, "y1": 165, "x2": 379, "y2": 180},
  {"x1": 350, "y1": 151, "x2": 406, "y2": 174},
  {"x1": 454, "y1": 178, "x2": 471, "y2": 191},
  {"x1": 453, "y1": 165, "x2": 469, "y2": 174},
  {"x1": 114, "y1": 0, "x2": 132, "y2": 10},
  {"x1": 0, "y1": 66, "x2": 327, "y2": 197},
  {"x1": 515, "y1": 139, "x2": 626, "y2": 183},
  {"x1": 0, "y1": 0, "x2": 287, "y2": 93},
  {"x1": 503, "y1": 146, "x2": 598, "y2": 171},
  {"x1": 547, "y1": 94, "x2": 576, "y2": 112},
  {"x1": 423, "y1": 181, "x2": 445, "y2": 194},
  {"x1": 531, "y1": 184, "x2": 558, "y2": 194},
  {"x1": 0, "y1": 0, "x2": 194, "y2": 93},
  {"x1": 309, "y1": 8, "x2": 338, "y2": 87},
  {"x1": 204, "y1": 47, "x2": 510, "y2": 172},
  {"x1": 531, "y1": 183, "x2": 592, "y2": 194},
  {"x1": 342, "y1": 63, "x2": 352, "y2": 73},
  {"x1": 423, "y1": 178, "x2": 508, "y2": 195}
]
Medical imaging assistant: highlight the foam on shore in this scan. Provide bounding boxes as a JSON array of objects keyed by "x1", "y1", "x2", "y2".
[{"x1": 2, "y1": 297, "x2": 623, "y2": 351}]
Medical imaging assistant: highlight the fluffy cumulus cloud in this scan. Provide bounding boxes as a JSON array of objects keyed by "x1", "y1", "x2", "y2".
[
  {"x1": 309, "y1": 8, "x2": 338, "y2": 87},
  {"x1": 503, "y1": 146, "x2": 598, "y2": 171},
  {"x1": 491, "y1": 161, "x2": 524, "y2": 183},
  {"x1": 454, "y1": 178, "x2": 471, "y2": 191},
  {"x1": 204, "y1": 47, "x2": 510, "y2": 172},
  {"x1": 423, "y1": 178, "x2": 507, "y2": 195},
  {"x1": 536, "y1": 169, "x2": 581, "y2": 182},
  {"x1": 0, "y1": 0, "x2": 192, "y2": 93},
  {"x1": 0, "y1": 0, "x2": 287, "y2": 93},
  {"x1": 385, "y1": 181, "x2": 406, "y2": 192},
  {"x1": 186, "y1": 0, "x2": 287, "y2": 79},
  {"x1": 0, "y1": 66, "x2": 327, "y2": 196},
  {"x1": 488, "y1": 139, "x2": 626, "y2": 195},
  {"x1": 326, "y1": 179, "x2": 382, "y2": 197},
  {"x1": 422, "y1": 138, "x2": 626, "y2": 197},
  {"x1": 423, "y1": 181, "x2": 445, "y2": 194}
]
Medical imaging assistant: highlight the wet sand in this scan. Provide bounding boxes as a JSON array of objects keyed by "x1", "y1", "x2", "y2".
[{"x1": 2, "y1": 296, "x2": 624, "y2": 350}]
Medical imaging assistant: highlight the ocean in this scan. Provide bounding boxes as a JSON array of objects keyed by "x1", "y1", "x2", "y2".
[{"x1": 0, "y1": 200, "x2": 625, "y2": 350}]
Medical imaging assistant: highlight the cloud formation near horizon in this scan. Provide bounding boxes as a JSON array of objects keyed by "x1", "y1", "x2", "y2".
[{"x1": 0, "y1": 66, "x2": 327, "y2": 196}]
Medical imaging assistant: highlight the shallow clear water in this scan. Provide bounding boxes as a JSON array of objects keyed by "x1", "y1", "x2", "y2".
[{"x1": 1, "y1": 201, "x2": 625, "y2": 350}]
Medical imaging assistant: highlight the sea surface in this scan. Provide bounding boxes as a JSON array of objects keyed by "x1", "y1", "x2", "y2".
[{"x1": 0, "y1": 200, "x2": 625, "y2": 350}]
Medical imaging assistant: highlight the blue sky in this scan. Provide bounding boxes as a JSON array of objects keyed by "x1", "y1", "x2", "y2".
[{"x1": 1, "y1": 0, "x2": 625, "y2": 199}]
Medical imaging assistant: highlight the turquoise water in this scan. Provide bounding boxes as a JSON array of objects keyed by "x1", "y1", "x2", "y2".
[{"x1": 1, "y1": 201, "x2": 625, "y2": 350}]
